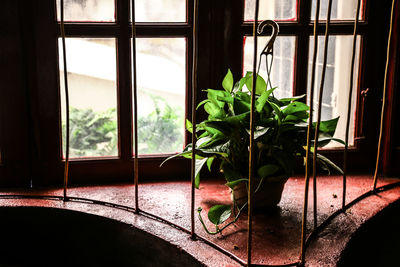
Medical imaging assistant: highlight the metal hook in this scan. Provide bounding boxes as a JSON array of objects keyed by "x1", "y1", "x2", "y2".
[
  {"x1": 256, "y1": 20, "x2": 279, "y2": 91},
  {"x1": 257, "y1": 20, "x2": 279, "y2": 57}
]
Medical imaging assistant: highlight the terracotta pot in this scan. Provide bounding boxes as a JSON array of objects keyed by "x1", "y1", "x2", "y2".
[{"x1": 231, "y1": 176, "x2": 288, "y2": 210}]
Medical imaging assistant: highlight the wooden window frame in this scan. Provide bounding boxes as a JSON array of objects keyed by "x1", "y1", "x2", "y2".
[{"x1": 0, "y1": 0, "x2": 396, "y2": 187}]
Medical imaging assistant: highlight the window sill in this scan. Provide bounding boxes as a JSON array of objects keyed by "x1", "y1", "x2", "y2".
[{"x1": 0, "y1": 175, "x2": 399, "y2": 266}]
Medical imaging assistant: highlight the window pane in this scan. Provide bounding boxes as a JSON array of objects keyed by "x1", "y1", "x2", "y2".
[
  {"x1": 56, "y1": 0, "x2": 115, "y2": 22},
  {"x1": 134, "y1": 38, "x2": 186, "y2": 155},
  {"x1": 244, "y1": 0, "x2": 297, "y2": 21},
  {"x1": 311, "y1": 0, "x2": 363, "y2": 20},
  {"x1": 59, "y1": 38, "x2": 118, "y2": 158},
  {"x1": 135, "y1": 0, "x2": 186, "y2": 22},
  {"x1": 243, "y1": 36, "x2": 296, "y2": 99},
  {"x1": 307, "y1": 35, "x2": 361, "y2": 147}
]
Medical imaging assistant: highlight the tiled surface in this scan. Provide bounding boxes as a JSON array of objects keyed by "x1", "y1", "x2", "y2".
[{"x1": 0, "y1": 175, "x2": 399, "y2": 266}]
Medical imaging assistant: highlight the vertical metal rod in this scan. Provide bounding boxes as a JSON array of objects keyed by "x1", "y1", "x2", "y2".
[
  {"x1": 247, "y1": 1, "x2": 260, "y2": 265},
  {"x1": 131, "y1": 0, "x2": 139, "y2": 212},
  {"x1": 190, "y1": 0, "x2": 199, "y2": 240},
  {"x1": 300, "y1": 0, "x2": 320, "y2": 263},
  {"x1": 60, "y1": 0, "x2": 70, "y2": 201},
  {"x1": 373, "y1": 0, "x2": 396, "y2": 191},
  {"x1": 343, "y1": 0, "x2": 361, "y2": 209},
  {"x1": 312, "y1": 0, "x2": 333, "y2": 230}
]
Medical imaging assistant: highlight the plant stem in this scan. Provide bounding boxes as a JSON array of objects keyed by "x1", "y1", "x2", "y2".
[{"x1": 197, "y1": 203, "x2": 247, "y2": 235}]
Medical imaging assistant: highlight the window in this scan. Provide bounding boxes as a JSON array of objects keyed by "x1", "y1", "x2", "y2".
[
  {"x1": 242, "y1": 0, "x2": 364, "y2": 148},
  {"x1": 53, "y1": 0, "x2": 381, "y2": 181},
  {"x1": 57, "y1": 0, "x2": 188, "y2": 159},
  {"x1": 1, "y1": 0, "x2": 395, "y2": 186}
]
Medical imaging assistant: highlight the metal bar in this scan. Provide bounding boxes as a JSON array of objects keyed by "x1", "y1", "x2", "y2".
[
  {"x1": 131, "y1": 0, "x2": 139, "y2": 213},
  {"x1": 312, "y1": 0, "x2": 333, "y2": 230},
  {"x1": 303, "y1": 181, "x2": 400, "y2": 252},
  {"x1": 190, "y1": 0, "x2": 199, "y2": 240},
  {"x1": 343, "y1": 0, "x2": 362, "y2": 209},
  {"x1": 300, "y1": 0, "x2": 320, "y2": 263},
  {"x1": 372, "y1": 0, "x2": 396, "y2": 190},
  {"x1": 60, "y1": 0, "x2": 70, "y2": 201},
  {"x1": 247, "y1": 1, "x2": 260, "y2": 265}
]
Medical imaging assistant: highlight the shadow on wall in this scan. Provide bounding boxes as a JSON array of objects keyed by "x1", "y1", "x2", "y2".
[
  {"x1": 338, "y1": 199, "x2": 400, "y2": 267},
  {"x1": 0, "y1": 207, "x2": 203, "y2": 267}
]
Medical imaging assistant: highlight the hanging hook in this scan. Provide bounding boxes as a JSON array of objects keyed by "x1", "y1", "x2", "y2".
[
  {"x1": 256, "y1": 20, "x2": 279, "y2": 91},
  {"x1": 257, "y1": 20, "x2": 279, "y2": 57}
]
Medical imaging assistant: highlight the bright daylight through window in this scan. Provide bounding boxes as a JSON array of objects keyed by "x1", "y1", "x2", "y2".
[
  {"x1": 243, "y1": 0, "x2": 362, "y2": 148},
  {"x1": 57, "y1": 0, "x2": 363, "y2": 159},
  {"x1": 57, "y1": 0, "x2": 186, "y2": 158}
]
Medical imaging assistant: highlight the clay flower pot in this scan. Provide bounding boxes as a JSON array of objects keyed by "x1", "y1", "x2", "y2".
[{"x1": 232, "y1": 176, "x2": 288, "y2": 210}]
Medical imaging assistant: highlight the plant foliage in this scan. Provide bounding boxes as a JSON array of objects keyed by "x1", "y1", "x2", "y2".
[
  {"x1": 63, "y1": 94, "x2": 183, "y2": 157},
  {"x1": 162, "y1": 69, "x2": 344, "y2": 234}
]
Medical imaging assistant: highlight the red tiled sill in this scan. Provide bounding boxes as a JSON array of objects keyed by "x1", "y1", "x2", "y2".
[{"x1": 0, "y1": 175, "x2": 399, "y2": 266}]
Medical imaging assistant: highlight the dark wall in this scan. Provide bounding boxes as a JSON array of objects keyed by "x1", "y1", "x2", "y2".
[{"x1": 0, "y1": 1, "x2": 31, "y2": 186}]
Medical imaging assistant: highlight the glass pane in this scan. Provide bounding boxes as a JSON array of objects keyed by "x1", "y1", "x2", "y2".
[
  {"x1": 56, "y1": 0, "x2": 115, "y2": 22},
  {"x1": 311, "y1": 0, "x2": 363, "y2": 20},
  {"x1": 307, "y1": 35, "x2": 361, "y2": 147},
  {"x1": 244, "y1": 0, "x2": 297, "y2": 21},
  {"x1": 134, "y1": 38, "x2": 186, "y2": 155},
  {"x1": 243, "y1": 36, "x2": 296, "y2": 99},
  {"x1": 135, "y1": 0, "x2": 186, "y2": 22},
  {"x1": 59, "y1": 38, "x2": 118, "y2": 158}
]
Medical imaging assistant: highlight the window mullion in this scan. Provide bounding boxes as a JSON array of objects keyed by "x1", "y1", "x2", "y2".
[
  {"x1": 116, "y1": 0, "x2": 133, "y2": 161},
  {"x1": 294, "y1": 0, "x2": 311, "y2": 97}
]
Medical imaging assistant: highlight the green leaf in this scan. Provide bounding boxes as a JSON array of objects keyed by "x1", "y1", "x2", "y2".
[
  {"x1": 268, "y1": 100, "x2": 283, "y2": 122},
  {"x1": 206, "y1": 157, "x2": 214, "y2": 171},
  {"x1": 196, "y1": 140, "x2": 230, "y2": 158},
  {"x1": 313, "y1": 136, "x2": 346, "y2": 147},
  {"x1": 196, "y1": 99, "x2": 210, "y2": 110},
  {"x1": 316, "y1": 117, "x2": 339, "y2": 136},
  {"x1": 315, "y1": 153, "x2": 343, "y2": 175},
  {"x1": 244, "y1": 72, "x2": 267, "y2": 95},
  {"x1": 208, "y1": 205, "x2": 232, "y2": 225},
  {"x1": 197, "y1": 136, "x2": 212, "y2": 148},
  {"x1": 226, "y1": 178, "x2": 248, "y2": 189},
  {"x1": 291, "y1": 111, "x2": 309, "y2": 120},
  {"x1": 159, "y1": 148, "x2": 193, "y2": 166},
  {"x1": 279, "y1": 94, "x2": 306, "y2": 105},
  {"x1": 195, "y1": 158, "x2": 208, "y2": 189},
  {"x1": 282, "y1": 101, "x2": 310, "y2": 116},
  {"x1": 246, "y1": 127, "x2": 270, "y2": 140},
  {"x1": 206, "y1": 89, "x2": 230, "y2": 108},
  {"x1": 221, "y1": 162, "x2": 242, "y2": 182},
  {"x1": 257, "y1": 164, "x2": 280, "y2": 178},
  {"x1": 202, "y1": 125, "x2": 224, "y2": 136},
  {"x1": 186, "y1": 119, "x2": 193, "y2": 133},
  {"x1": 223, "y1": 112, "x2": 250, "y2": 127},
  {"x1": 232, "y1": 79, "x2": 242, "y2": 93},
  {"x1": 222, "y1": 69, "x2": 234, "y2": 93},
  {"x1": 233, "y1": 97, "x2": 251, "y2": 115},
  {"x1": 204, "y1": 102, "x2": 226, "y2": 119},
  {"x1": 217, "y1": 95, "x2": 234, "y2": 106},
  {"x1": 203, "y1": 121, "x2": 232, "y2": 136},
  {"x1": 284, "y1": 114, "x2": 299, "y2": 121},
  {"x1": 256, "y1": 87, "x2": 276, "y2": 113}
]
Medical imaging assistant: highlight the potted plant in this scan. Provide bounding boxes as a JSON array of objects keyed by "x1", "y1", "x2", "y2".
[{"x1": 162, "y1": 70, "x2": 343, "y2": 234}]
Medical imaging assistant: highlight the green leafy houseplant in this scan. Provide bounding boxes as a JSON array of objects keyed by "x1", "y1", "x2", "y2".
[{"x1": 162, "y1": 69, "x2": 344, "y2": 234}]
